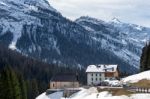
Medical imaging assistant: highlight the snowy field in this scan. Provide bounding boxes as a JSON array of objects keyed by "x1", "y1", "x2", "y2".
[
  {"x1": 122, "y1": 70, "x2": 150, "y2": 83},
  {"x1": 36, "y1": 70, "x2": 150, "y2": 99},
  {"x1": 36, "y1": 87, "x2": 150, "y2": 99}
]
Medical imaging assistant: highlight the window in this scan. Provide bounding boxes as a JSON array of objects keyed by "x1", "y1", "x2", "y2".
[
  {"x1": 112, "y1": 68, "x2": 114, "y2": 71},
  {"x1": 91, "y1": 73, "x2": 93, "y2": 76},
  {"x1": 99, "y1": 78, "x2": 101, "y2": 81},
  {"x1": 91, "y1": 78, "x2": 93, "y2": 81},
  {"x1": 53, "y1": 83, "x2": 55, "y2": 87},
  {"x1": 99, "y1": 73, "x2": 101, "y2": 76},
  {"x1": 96, "y1": 74, "x2": 97, "y2": 76},
  {"x1": 96, "y1": 78, "x2": 97, "y2": 81}
]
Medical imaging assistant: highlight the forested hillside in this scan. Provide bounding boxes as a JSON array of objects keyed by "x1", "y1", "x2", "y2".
[{"x1": 0, "y1": 43, "x2": 85, "y2": 99}]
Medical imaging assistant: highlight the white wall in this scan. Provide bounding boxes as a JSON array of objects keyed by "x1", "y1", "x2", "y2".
[{"x1": 87, "y1": 72, "x2": 105, "y2": 85}]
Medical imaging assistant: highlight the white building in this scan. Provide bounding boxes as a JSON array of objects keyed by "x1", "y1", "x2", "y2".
[{"x1": 86, "y1": 64, "x2": 119, "y2": 85}]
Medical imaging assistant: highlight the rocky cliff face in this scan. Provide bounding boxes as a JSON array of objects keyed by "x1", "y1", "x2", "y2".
[{"x1": 0, "y1": 0, "x2": 149, "y2": 73}]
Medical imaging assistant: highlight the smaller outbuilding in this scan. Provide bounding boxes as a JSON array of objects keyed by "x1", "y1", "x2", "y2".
[{"x1": 49, "y1": 73, "x2": 79, "y2": 89}]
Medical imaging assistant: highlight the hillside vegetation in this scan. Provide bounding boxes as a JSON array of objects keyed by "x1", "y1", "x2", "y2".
[{"x1": 0, "y1": 43, "x2": 85, "y2": 99}]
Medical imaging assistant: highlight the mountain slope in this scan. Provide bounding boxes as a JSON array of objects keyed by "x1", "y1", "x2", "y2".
[
  {"x1": 75, "y1": 16, "x2": 150, "y2": 69},
  {"x1": 0, "y1": 0, "x2": 148, "y2": 73}
]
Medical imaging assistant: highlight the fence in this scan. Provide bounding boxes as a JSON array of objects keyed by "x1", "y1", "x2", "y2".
[{"x1": 126, "y1": 87, "x2": 150, "y2": 93}]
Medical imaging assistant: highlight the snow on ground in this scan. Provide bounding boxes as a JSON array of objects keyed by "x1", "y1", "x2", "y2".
[
  {"x1": 36, "y1": 91, "x2": 63, "y2": 99},
  {"x1": 69, "y1": 87, "x2": 98, "y2": 99},
  {"x1": 122, "y1": 70, "x2": 150, "y2": 83},
  {"x1": 36, "y1": 71, "x2": 150, "y2": 99},
  {"x1": 68, "y1": 87, "x2": 128, "y2": 99},
  {"x1": 130, "y1": 94, "x2": 150, "y2": 99},
  {"x1": 36, "y1": 92, "x2": 49, "y2": 99},
  {"x1": 36, "y1": 87, "x2": 150, "y2": 99}
]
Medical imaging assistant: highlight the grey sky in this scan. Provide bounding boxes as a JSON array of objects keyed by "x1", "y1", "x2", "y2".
[{"x1": 49, "y1": 0, "x2": 150, "y2": 27}]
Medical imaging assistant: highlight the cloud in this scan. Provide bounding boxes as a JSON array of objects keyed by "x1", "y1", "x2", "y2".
[{"x1": 49, "y1": 0, "x2": 150, "y2": 27}]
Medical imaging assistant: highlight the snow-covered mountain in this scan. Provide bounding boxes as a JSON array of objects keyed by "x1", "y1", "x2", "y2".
[
  {"x1": 76, "y1": 16, "x2": 150, "y2": 70},
  {"x1": 0, "y1": 0, "x2": 57, "y2": 49},
  {"x1": 0, "y1": 0, "x2": 149, "y2": 73}
]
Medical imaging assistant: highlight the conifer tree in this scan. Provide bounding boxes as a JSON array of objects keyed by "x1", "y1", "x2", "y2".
[
  {"x1": 140, "y1": 43, "x2": 150, "y2": 71},
  {"x1": 0, "y1": 67, "x2": 14, "y2": 99},
  {"x1": 0, "y1": 67, "x2": 21, "y2": 99},
  {"x1": 11, "y1": 70, "x2": 21, "y2": 99},
  {"x1": 31, "y1": 79, "x2": 39, "y2": 99},
  {"x1": 140, "y1": 45, "x2": 148, "y2": 71},
  {"x1": 26, "y1": 80, "x2": 32, "y2": 99},
  {"x1": 18, "y1": 75, "x2": 27, "y2": 99}
]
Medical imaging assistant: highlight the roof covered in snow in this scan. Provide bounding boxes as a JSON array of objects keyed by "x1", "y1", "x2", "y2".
[{"x1": 86, "y1": 64, "x2": 118, "y2": 73}]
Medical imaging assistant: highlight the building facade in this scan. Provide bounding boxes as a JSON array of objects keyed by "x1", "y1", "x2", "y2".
[
  {"x1": 87, "y1": 72, "x2": 105, "y2": 85},
  {"x1": 86, "y1": 64, "x2": 119, "y2": 85},
  {"x1": 49, "y1": 73, "x2": 79, "y2": 89},
  {"x1": 50, "y1": 81, "x2": 79, "y2": 89}
]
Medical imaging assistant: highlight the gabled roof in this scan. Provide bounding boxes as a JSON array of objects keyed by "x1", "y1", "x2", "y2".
[
  {"x1": 50, "y1": 73, "x2": 78, "y2": 82},
  {"x1": 86, "y1": 64, "x2": 118, "y2": 73}
]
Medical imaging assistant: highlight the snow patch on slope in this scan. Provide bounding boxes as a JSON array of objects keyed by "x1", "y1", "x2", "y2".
[
  {"x1": 122, "y1": 70, "x2": 150, "y2": 83},
  {"x1": 0, "y1": 16, "x2": 40, "y2": 50},
  {"x1": 53, "y1": 40, "x2": 61, "y2": 55}
]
